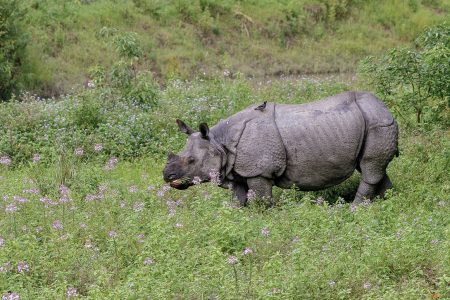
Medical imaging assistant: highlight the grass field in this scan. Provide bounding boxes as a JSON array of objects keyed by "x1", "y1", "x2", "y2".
[
  {"x1": 1, "y1": 1, "x2": 449, "y2": 299},
  {"x1": 0, "y1": 76, "x2": 449, "y2": 299},
  {"x1": 13, "y1": 0, "x2": 449, "y2": 96}
]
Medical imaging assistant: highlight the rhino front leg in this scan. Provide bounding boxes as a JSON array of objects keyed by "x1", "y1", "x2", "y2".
[
  {"x1": 247, "y1": 177, "x2": 273, "y2": 207},
  {"x1": 232, "y1": 182, "x2": 249, "y2": 207}
]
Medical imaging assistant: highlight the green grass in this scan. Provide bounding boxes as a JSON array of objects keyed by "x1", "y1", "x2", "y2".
[
  {"x1": 17, "y1": 0, "x2": 449, "y2": 96},
  {"x1": 0, "y1": 77, "x2": 449, "y2": 299}
]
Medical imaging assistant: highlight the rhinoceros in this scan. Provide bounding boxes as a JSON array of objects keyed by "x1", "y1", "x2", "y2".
[{"x1": 163, "y1": 91, "x2": 398, "y2": 206}]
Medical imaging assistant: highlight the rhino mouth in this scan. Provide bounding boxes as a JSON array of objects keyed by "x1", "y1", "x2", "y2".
[{"x1": 169, "y1": 178, "x2": 193, "y2": 190}]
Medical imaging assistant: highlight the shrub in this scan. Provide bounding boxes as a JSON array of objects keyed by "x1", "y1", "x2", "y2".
[
  {"x1": 358, "y1": 22, "x2": 449, "y2": 127},
  {"x1": 0, "y1": 0, "x2": 28, "y2": 101}
]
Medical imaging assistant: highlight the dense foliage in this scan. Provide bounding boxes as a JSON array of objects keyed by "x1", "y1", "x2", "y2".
[
  {"x1": 0, "y1": 0, "x2": 28, "y2": 100},
  {"x1": 359, "y1": 22, "x2": 450, "y2": 127}
]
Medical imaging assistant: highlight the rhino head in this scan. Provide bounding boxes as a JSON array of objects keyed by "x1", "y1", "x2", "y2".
[{"x1": 163, "y1": 119, "x2": 225, "y2": 189}]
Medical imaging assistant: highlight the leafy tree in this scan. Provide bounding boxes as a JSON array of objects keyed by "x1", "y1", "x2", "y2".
[
  {"x1": 0, "y1": 0, "x2": 28, "y2": 101},
  {"x1": 359, "y1": 22, "x2": 449, "y2": 126}
]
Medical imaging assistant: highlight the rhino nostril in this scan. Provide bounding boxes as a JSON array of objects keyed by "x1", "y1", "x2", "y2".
[{"x1": 168, "y1": 174, "x2": 177, "y2": 180}]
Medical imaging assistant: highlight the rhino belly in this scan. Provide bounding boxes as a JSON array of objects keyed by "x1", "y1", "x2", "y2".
[{"x1": 274, "y1": 98, "x2": 365, "y2": 190}]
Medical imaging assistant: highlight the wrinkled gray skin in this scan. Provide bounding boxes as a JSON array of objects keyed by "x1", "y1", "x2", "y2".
[{"x1": 163, "y1": 92, "x2": 398, "y2": 206}]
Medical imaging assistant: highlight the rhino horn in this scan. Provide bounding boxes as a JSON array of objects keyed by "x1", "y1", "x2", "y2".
[{"x1": 176, "y1": 119, "x2": 194, "y2": 135}]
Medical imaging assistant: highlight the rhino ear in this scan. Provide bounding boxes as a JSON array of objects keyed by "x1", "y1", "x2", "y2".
[
  {"x1": 176, "y1": 119, "x2": 194, "y2": 135},
  {"x1": 199, "y1": 123, "x2": 209, "y2": 139}
]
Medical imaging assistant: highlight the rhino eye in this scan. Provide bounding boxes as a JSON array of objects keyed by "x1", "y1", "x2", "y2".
[{"x1": 188, "y1": 156, "x2": 195, "y2": 164}]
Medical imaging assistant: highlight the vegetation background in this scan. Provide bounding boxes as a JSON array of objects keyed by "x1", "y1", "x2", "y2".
[{"x1": 0, "y1": 0, "x2": 449, "y2": 299}]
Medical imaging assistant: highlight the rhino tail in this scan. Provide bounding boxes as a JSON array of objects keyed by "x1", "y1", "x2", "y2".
[{"x1": 395, "y1": 149, "x2": 399, "y2": 157}]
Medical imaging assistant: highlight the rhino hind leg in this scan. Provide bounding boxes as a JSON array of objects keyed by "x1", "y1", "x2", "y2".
[
  {"x1": 375, "y1": 174, "x2": 392, "y2": 198},
  {"x1": 354, "y1": 124, "x2": 398, "y2": 204},
  {"x1": 354, "y1": 180, "x2": 377, "y2": 204},
  {"x1": 247, "y1": 177, "x2": 274, "y2": 207},
  {"x1": 354, "y1": 174, "x2": 392, "y2": 204}
]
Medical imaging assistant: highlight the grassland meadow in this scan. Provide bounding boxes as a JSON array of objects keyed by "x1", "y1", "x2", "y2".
[{"x1": 0, "y1": 1, "x2": 449, "y2": 299}]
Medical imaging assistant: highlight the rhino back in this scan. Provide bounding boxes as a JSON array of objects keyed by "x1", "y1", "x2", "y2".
[{"x1": 274, "y1": 92, "x2": 365, "y2": 189}]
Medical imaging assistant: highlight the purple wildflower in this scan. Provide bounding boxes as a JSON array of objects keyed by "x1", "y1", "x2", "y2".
[
  {"x1": 192, "y1": 176, "x2": 202, "y2": 186},
  {"x1": 292, "y1": 236, "x2": 300, "y2": 243},
  {"x1": 128, "y1": 185, "x2": 138, "y2": 193},
  {"x1": 104, "y1": 157, "x2": 118, "y2": 171},
  {"x1": 52, "y1": 220, "x2": 63, "y2": 230},
  {"x1": 59, "y1": 184, "x2": 69, "y2": 196},
  {"x1": 5, "y1": 204, "x2": 17, "y2": 213},
  {"x1": 144, "y1": 257, "x2": 154, "y2": 265},
  {"x1": 85, "y1": 194, "x2": 98, "y2": 202},
  {"x1": 133, "y1": 202, "x2": 145, "y2": 212},
  {"x1": 86, "y1": 80, "x2": 95, "y2": 88},
  {"x1": 84, "y1": 239, "x2": 93, "y2": 249},
  {"x1": 59, "y1": 196, "x2": 71, "y2": 204},
  {"x1": 315, "y1": 196, "x2": 324, "y2": 205},
  {"x1": 175, "y1": 223, "x2": 183, "y2": 228},
  {"x1": 261, "y1": 227, "x2": 270, "y2": 237},
  {"x1": 94, "y1": 143, "x2": 103, "y2": 152},
  {"x1": 0, "y1": 155, "x2": 12, "y2": 166},
  {"x1": 74, "y1": 148, "x2": 84, "y2": 156},
  {"x1": 350, "y1": 203, "x2": 357, "y2": 213},
  {"x1": 137, "y1": 234, "x2": 145, "y2": 243},
  {"x1": 2, "y1": 292, "x2": 20, "y2": 300},
  {"x1": 328, "y1": 280, "x2": 336, "y2": 288},
  {"x1": 227, "y1": 255, "x2": 238, "y2": 265},
  {"x1": 247, "y1": 189, "x2": 257, "y2": 201},
  {"x1": 98, "y1": 184, "x2": 108, "y2": 194},
  {"x1": 243, "y1": 247, "x2": 253, "y2": 255},
  {"x1": 32, "y1": 153, "x2": 41, "y2": 163},
  {"x1": 363, "y1": 282, "x2": 372, "y2": 289},
  {"x1": 23, "y1": 188, "x2": 39, "y2": 194},
  {"x1": 0, "y1": 236, "x2": 4, "y2": 247},
  {"x1": 157, "y1": 184, "x2": 170, "y2": 197},
  {"x1": 80, "y1": 223, "x2": 87, "y2": 229},
  {"x1": 431, "y1": 239, "x2": 438, "y2": 245},
  {"x1": 13, "y1": 196, "x2": 28, "y2": 203},
  {"x1": 209, "y1": 169, "x2": 221, "y2": 185},
  {"x1": 362, "y1": 198, "x2": 371, "y2": 207},
  {"x1": 66, "y1": 287, "x2": 78, "y2": 297},
  {"x1": 17, "y1": 261, "x2": 29, "y2": 273},
  {"x1": 108, "y1": 231, "x2": 117, "y2": 238},
  {"x1": 0, "y1": 262, "x2": 11, "y2": 273}
]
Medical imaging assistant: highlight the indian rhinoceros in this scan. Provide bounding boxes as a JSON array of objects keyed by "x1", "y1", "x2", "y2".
[{"x1": 163, "y1": 91, "x2": 399, "y2": 206}]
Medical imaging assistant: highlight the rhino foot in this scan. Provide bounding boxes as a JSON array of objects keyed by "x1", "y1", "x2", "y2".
[{"x1": 247, "y1": 177, "x2": 273, "y2": 207}]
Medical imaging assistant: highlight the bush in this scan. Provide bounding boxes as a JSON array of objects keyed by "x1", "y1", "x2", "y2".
[
  {"x1": 0, "y1": 0, "x2": 28, "y2": 101},
  {"x1": 358, "y1": 22, "x2": 449, "y2": 127},
  {"x1": 0, "y1": 74, "x2": 350, "y2": 166}
]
